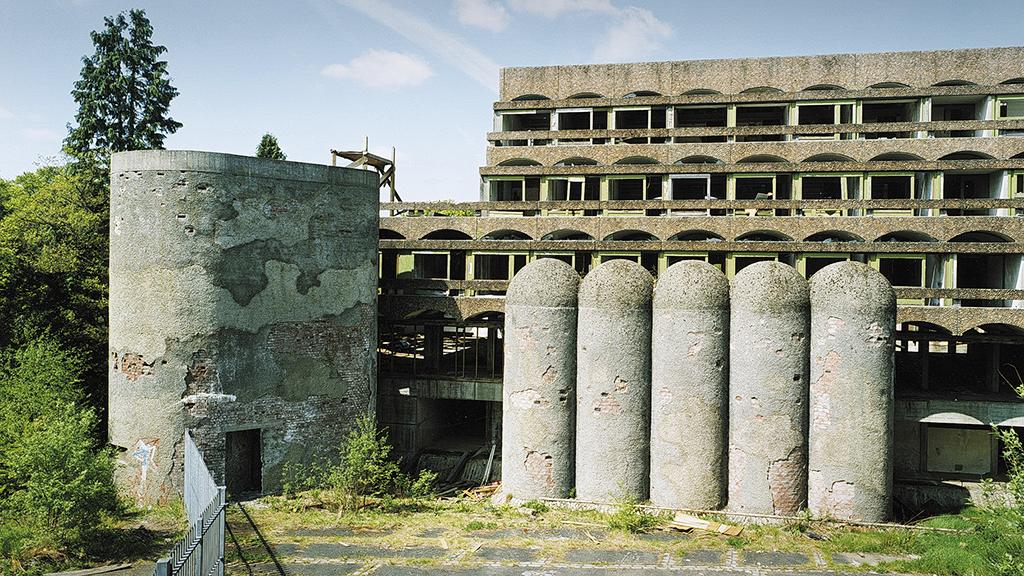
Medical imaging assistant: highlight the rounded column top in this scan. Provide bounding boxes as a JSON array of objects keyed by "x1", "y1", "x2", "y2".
[
  {"x1": 506, "y1": 258, "x2": 581, "y2": 308},
  {"x1": 809, "y1": 261, "x2": 895, "y2": 315},
  {"x1": 731, "y1": 261, "x2": 809, "y2": 314},
  {"x1": 654, "y1": 260, "x2": 729, "y2": 311},
  {"x1": 578, "y1": 259, "x2": 654, "y2": 310}
]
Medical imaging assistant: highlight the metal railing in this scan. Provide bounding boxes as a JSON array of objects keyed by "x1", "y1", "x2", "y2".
[{"x1": 154, "y1": 432, "x2": 226, "y2": 576}]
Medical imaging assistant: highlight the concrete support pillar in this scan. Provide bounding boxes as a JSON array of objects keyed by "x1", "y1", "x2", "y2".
[
  {"x1": 650, "y1": 261, "x2": 729, "y2": 509},
  {"x1": 576, "y1": 260, "x2": 654, "y2": 502},
  {"x1": 808, "y1": 262, "x2": 895, "y2": 521},
  {"x1": 501, "y1": 259, "x2": 580, "y2": 499},
  {"x1": 425, "y1": 325, "x2": 443, "y2": 374},
  {"x1": 729, "y1": 261, "x2": 810, "y2": 515}
]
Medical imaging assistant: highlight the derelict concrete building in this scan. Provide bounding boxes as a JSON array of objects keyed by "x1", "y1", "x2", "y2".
[
  {"x1": 377, "y1": 47, "x2": 1024, "y2": 511},
  {"x1": 109, "y1": 151, "x2": 378, "y2": 502}
]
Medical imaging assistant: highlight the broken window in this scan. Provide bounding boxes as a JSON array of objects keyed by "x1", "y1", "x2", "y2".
[
  {"x1": 870, "y1": 174, "x2": 913, "y2": 199},
  {"x1": 412, "y1": 252, "x2": 450, "y2": 280},
  {"x1": 932, "y1": 95, "x2": 983, "y2": 137},
  {"x1": 675, "y1": 106, "x2": 727, "y2": 127},
  {"x1": 862, "y1": 100, "x2": 916, "y2": 139},
  {"x1": 501, "y1": 111, "x2": 551, "y2": 131},
  {"x1": 489, "y1": 179, "x2": 523, "y2": 202},
  {"x1": 615, "y1": 108, "x2": 649, "y2": 129},
  {"x1": 736, "y1": 105, "x2": 786, "y2": 126},
  {"x1": 473, "y1": 253, "x2": 528, "y2": 282},
  {"x1": 877, "y1": 256, "x2": 924, "y2": 287}
]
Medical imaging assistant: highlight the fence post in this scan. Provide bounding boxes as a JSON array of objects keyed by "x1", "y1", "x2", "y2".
[
  {"x1": 154, "y1": 558, "x2": 170, "y2": 576},
  {"x1": 217, "y1": 487, "x2": 227, "y2": 576}
]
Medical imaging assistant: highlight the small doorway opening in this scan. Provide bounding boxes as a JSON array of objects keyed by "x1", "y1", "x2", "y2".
[{"x1": 225, "y1": 428, "x2": 262, "y2": 497}]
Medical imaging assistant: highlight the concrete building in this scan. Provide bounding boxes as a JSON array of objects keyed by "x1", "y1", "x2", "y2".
[
  {"x1": 109, "y1": 150, "x2": 378, "y2": 502},
  {"x1": 377, "y1": 47, "x2": 1024, "y2": 512}
]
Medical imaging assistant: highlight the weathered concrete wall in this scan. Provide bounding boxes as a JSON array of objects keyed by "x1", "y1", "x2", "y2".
[
  {"x1": 650, "y1": 261, "x2": 729, "y2": 510},
  {"x1": 109, "y1": 150, "x2": 379, "y2": 503},
  {"x1": 728, "y1": 261, "x2": 810, "y2": 515},
  {"x1": 502, "y1": 258, "x2": 580, "y2": 499},
  {"x1": 576, "y1": 260, "x2": 653, "y2": 502},
  {"x1": 808, "y1": 262, "x2": 895, "y2": 521}
]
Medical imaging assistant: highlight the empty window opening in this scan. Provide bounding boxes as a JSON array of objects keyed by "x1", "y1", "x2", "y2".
[
  {"x1": 734, "y1": 254, "x2": 777, "y2": 274},
  {"x1": 804, "y1": 256, "x2": 848, "y2": 277},
  {"x1": 615, "y1": 109, "x2": 649, "y2": 129},
  {"x1": 878, "y1": 257, "x2": 924, "y2": 287},
  {"x1": 872, "y1": 175, "x2": 912, "y2": 199},
  {"x1": 999, "y1": 98, "x2": 1024, "y2": 119},
  {"x1": 736, "y1": 105, "x2": 786, "y2": 126},
  {"x1": 736, "y1": 177, "x2": 774, "y2": 199},
  {"x1": 944, "y1": 172, "x2": 996, "y2": 216},
  {"x1": 474, "y1": 253, "x2": 528, "y2": 281},
  {"x1": 802, "y1": 176, "x2": 843, "y2": 200},
  {"x1": 501, "y1": 112, "x2": 550, "y2": 131},
  {"x1": 412, "y1": 253, "x2": 450, "y2": 280},
  {"x1": 558, "y1": 110, "x2": 591, "y2": 130},
  {"x1": 675, "y1": 106, "x2": 727, "y2": 127},
  {"x1": 225, "y1": 428, "x2": 262, "y2": 497},
  {"x1": 798, "y1": 104, "x2": 835, "y2": 125},
  {"x1": 863, "y1": 101, "x2": 916, "y2": 123},
  {"x1": 490, "y1": 180, "x2": 523, "y2": 202}
]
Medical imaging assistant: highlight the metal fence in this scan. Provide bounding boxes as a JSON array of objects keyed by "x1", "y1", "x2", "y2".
[{"x1": 154, "y1": 431, "x2": 226, "y2": 576}]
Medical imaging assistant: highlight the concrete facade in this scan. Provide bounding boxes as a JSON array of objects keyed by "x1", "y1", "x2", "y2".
[
  {"x1": 575, "y1": 260, "x2": 653, "y2": 502},
  {"x1": 650, "y1": 261, "x2": 729, "y2": 509},
  {"x1": 377, "y1": 46, "x2": 1024, "y2": 513},
  {"x1": 502, "y1": 259, "x2": 580, "y2": 500},
  {"x1": 728, "y1": 262, "x2": 810, "y2": 516},
  {"x1": 808, "y1": 262, "x2": 895, "y2": 522},
  {"x1": 109, "y1": 150, "x2": 378, "y2": 503}
]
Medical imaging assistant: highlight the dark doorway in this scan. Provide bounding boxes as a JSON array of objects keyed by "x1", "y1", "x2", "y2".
[{"x1": 225, "y1": 429, "x2": 262, "y2": 497}]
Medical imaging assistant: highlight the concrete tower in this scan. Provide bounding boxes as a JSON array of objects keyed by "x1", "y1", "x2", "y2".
[
  {"x1": 576, "y1": 259, "x2": 654, "y2": 502},
  {"x1": 502, "y1": 258, "x2": 580, "y2": 500},
  {"x1": 650, "y1": 261, "x2": 730, "y2": 510},
  {"x1": 808, "y1": 261, "x2": 896, "y2": 521},
  {"x1": 109, "y1": 150, "x2": 378, "y2": 503},
  {"x1": 729, "y1": 261, "x2": 810, "y2": 515}
]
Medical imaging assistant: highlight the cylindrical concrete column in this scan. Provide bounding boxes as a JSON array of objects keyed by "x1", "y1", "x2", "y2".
[
  {"x1": 109, "y1": 150, "x2": 378, "y2": 503},
  {"x1": 650, "y1": 261, "x2": 729, "y2": 510},
  {"x1": 729, "y1": 261, "x2": 810, "y2": 515},
  {"x1": 502, "y1": 258, "x2": 580, "y2": 500},
  {"x1": 576, "y1": 259, "x2": 654, "y2": 502},
  {"x1": 808, "y1": 262, "x2": 895, "y2": 521}
]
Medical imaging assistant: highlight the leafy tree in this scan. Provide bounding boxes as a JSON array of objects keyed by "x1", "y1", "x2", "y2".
[
  {"x1": 0, "y1": 164, "x2": 108, "y2": 417},
  {"x1": 256, "y1": 133, "x2": 287, "y2": 160},
  {"x1": 0, "y1": 338, "x2": 117, "y2": 552},
  {"x1": 65, "y1": 9, "x2": 181, "y2": 160}
]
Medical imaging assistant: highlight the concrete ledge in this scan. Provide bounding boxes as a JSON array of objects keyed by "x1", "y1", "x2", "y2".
[{"x1": 112, "y1": 149, "x2": 379, "y2": 187}]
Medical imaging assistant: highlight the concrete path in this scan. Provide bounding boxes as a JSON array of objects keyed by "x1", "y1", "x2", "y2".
[{"x1": 236, "y1": 539, "x2": 914, "y2": 576}]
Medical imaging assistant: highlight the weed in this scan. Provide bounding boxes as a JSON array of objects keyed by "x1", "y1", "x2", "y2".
[
  {"x1": 606, "y1": 496, "x2": 660, "y2": 533},
  {"x1": 522, "y1": 500, "x2": 550, "y2": 514}
]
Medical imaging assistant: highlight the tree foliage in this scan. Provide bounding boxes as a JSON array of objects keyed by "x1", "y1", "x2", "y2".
[
  {"x1": 0, "y1": 338, "x2": 117, "y2": 555},
  {"x1": 256, "y1": 133, "x2": 287, "y2": 160},
  {"x1": 65, "y1": 9, "x2": 181, "y2": 160}
]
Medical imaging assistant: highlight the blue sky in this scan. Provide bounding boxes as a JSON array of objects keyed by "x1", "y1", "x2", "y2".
[{"x1": 2, "y1": 0, "x2": 1024, "y2": 200}]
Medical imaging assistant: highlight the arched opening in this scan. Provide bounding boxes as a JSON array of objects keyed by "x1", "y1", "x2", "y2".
[
  {"x1": 939, "y1": 151, "x2": 995, "y2": 160},
  {"x1": 675, "y1": 155, "x2": 723, "y2": 164},
  {"x1": 482, "y1": 229, "x2": 532, "y2": 241},
  {"x1": 803, "y1": 84, "x2": 846, "y2": 91},
  {"x1": 683, "y1": 88, "x2": 721, "y2": 95},
  {"x1": 933, "y1": 79, "x2": 977, "y2": 87},
  {"x1": 736, "y1": 230, "x2": 792, "y2": 241},
  {"x1": 624, "y1": 90, "x2": 661, "y2": 98},
  {"x1": 805, "y1": 230, "x2": 864, "y2": 242},
  {"x1": 870, "y1": 152, "x2": 925, "y2": 162},
  {"x1": 542, "y1": 229, "x2": 594, "y2": 241},
  {"x1": 497, "y1": 158, "x2": 542, "y2": 166},
  {"x1": 379, "y1": 229, "x2": 405, "y2": 240},
  {"x1": 868, "y1": 81, "x2": 911, "y2": 89},
  {"x1": 554, "y1": 156, "x2": 598, "y2": 167},
  {"x1": 876, "y1": 231, "x2": 938, "y2": 242},
  {"x1": 737, "y1": 154, "x2": 788, "y2": 163},
  {"x1": 669, "y1": 230, "x2": 724, "y2": 241},
  {"x1": 802, "y1": 153, "x2": 855, "y2": 163},
  {"x1": 511, "y1": 94, "x2": 550, "y2": 101},
  {"x1": 741, "y1": 86, "x2": 783, "y2": 94},
  {"x1": 1001, "y1": 78, "x2": 1024, "y2": 85},
  {"x1": 422, "y1": 229, "x2": 472, "y2": 240},
  {"x1": 614, "y1": 156, "x2": 660, "y2": 165},
  {"x1": 568, "y1": 92, "x2": 603, "y2": 99},
  {"x1": 604, "y1": 230, "x2": 658, "y2": 241}
]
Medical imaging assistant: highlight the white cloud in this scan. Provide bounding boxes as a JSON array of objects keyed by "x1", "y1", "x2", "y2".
[
  {"x1": 0, "y1": 105, "x2": 13, "y2": 120},
  {"x1": 592, "y1": 6, "x2": 672, "y2": 63},
  {"x1": 338, "y1": 0, "x2": 500, "y2": 92},
  {"x1": 321, "y1": 50, "x2": 434, "y2": 90},
  {"x1": 20, "y1": 128, "x2": 62, "y2": 142},
  {"x1": 453, "y1": 0, "x2": 509, "y2": 32},
  {"x1": 506, "y1": 0, "x2": 616, "y2": 18}
]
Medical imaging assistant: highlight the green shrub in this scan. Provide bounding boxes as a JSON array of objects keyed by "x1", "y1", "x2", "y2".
[
  {"x1": 328, "y1": 414, "x2": 404, "y2": 509},
  {"x1": 0, "y1": 338, "x2": 117, "y2": 555},
  {"x1": 522, "y1": 500, "x2": 549, "y2": 514},
  {"x1": 606, "y1": 496, "x2": 660, "y2": 533}
]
